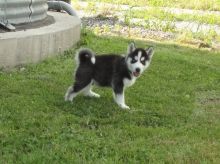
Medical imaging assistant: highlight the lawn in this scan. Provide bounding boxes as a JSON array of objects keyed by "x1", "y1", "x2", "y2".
[
  {"x1": 130, "y1": 9, "x2": 220, "y2": 25},
  {"x1": 79, "y1": 0, "x2": 220, "y2": 11},
  {"x1": 0, "y1": 30, "x2": 220, "y2": 163}
]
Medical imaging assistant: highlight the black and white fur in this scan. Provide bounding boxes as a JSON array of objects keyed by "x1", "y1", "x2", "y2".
[{"x1": 65, "y1": 42, "x2": 154, "y2": 109}]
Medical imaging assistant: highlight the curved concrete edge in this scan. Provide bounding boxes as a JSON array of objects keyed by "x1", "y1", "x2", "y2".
[{"x1": 0, "y1": 11, "x2": 81, "y2": 68}]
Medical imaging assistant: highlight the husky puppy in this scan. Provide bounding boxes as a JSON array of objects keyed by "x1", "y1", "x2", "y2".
[{"x1": 65, "y1": 42, "x2": 154, "y2": 109}]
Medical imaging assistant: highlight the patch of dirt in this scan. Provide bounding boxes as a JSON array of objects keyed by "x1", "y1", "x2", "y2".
[
  {"x1": 82, "y1": 16, "x2": 175, "y2": 40},
  {"x1": 200, "y1": 98, "x2": 220, "y2": 105},
  {"x1": 195, "y1": 90, "x2": 220, "y2": 116}
]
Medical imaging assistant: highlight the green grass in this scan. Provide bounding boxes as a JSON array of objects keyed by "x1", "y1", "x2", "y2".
[
  {"x1": 1, "y1": 30, "x2": 220, "y2": 163},
  {"x1": 130, "y1": 8, "x2": 220, "y2": 26},
  {"x1": 78, "y1": 0, "x2": 220, "y2": 11}
]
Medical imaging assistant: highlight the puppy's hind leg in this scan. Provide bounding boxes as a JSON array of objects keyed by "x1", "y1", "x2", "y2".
[
  {"x1": 64, "y1": 80, "x2": 93, "y2": 101},
  {"x1": 82, "y1": 81, "x2": 100, "y2": 98},
  {"x1": 64, "y1": 86, "x2": 78, "y2": 101}
]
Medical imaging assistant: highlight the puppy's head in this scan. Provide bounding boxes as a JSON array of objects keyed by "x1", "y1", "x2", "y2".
[{"x1": 126, "y1": 42, "x2": 154, "y2": 78}]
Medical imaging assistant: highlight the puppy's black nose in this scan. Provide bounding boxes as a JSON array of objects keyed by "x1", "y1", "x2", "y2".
[{"x1": 136, "y1": 68, "x2": 140, "y2": 73}]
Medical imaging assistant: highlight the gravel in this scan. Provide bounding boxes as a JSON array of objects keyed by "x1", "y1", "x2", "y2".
[{"x1": 81, "y1": 16, "x2": 175, "y2": 40}]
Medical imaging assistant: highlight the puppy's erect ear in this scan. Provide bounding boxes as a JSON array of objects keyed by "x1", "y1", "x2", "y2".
[
  {"x1": 146, "y1": 47, "x2": 154, "y2": 59},
  {"x1": 127, "y1": 42, "x2": 136, "y2": 54}
]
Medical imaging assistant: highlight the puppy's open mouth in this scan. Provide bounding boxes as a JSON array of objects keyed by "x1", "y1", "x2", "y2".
[{"x1": 133, "y1": 72, "x2": 140, "y2": 77}]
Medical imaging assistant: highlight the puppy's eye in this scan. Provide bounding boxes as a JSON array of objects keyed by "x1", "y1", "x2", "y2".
[{"x1": 131, "y1": 59, "x2": 137, "y2": 63}]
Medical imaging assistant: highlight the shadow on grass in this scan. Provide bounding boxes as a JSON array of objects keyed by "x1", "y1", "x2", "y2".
[
  {"x1": 53, "y1": 93, "x2": 183, "y2": 129},
  {"x1": 55, "y1": 95, "x2": 119, "y2": 116}
]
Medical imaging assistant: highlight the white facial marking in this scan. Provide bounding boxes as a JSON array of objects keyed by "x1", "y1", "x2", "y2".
[
  {"x1": 134, "y1": 56, "x2": 138, "y2": 60},
  {"x1": 126, "y1": 50, "x2": 152, "y2": 77},
  {"x1": 127, "y1": 51, "x2": 143, "y2": 75},
  {"x1": 137, "y1": 51, "x2": 142, "y2": 60}
]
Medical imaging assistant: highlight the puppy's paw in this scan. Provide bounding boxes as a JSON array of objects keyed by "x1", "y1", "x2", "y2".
[
  {"x1": 64, "y1": 96, "x2": 73, "y2": 102},
  {"x1": 90, "y1": 92, "x2": 100, "y2": 98},
  {"x1": 64, "y1": 86, "x2": 75, "y2": 101},
  {"x1": 64, "y1": 94, "x2": 70, "y2": 101},
  {"x1": 119, "y1": 104, "x2": 130, "y2": 110},
  {"x1": 64, "y1": 93, "x2": 75, "y2": 102},
  {"x1": 84, "y1": 91, "x2": 100, "y2": 98}
]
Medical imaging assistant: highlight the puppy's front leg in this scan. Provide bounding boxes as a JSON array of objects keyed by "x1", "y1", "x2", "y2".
[
  {"x1": 113, "y1": 81, "x2": 130, "y2": 109},
  {"x1": 114, "y1": 91, "x2": 130, "y2": 109}
]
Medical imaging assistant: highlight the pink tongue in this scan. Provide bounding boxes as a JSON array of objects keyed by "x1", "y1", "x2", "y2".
[{"x1": 133, "y1": 72, "x2": 140, "y2": 77}]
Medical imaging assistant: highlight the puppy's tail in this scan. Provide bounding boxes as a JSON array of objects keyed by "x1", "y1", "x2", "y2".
[{"x1": 75, "y1": 48, "x2": 96, "y2": 65}]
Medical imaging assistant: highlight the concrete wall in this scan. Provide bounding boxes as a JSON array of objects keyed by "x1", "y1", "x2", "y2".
[{"x1": 0, "y1": 11, "x2": 81, "y2": 68}]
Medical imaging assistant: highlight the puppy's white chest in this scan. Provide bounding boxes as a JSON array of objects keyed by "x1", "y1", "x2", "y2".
[{"x1": 123, "y1": 77, "x2": 136, "y2": 87}]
